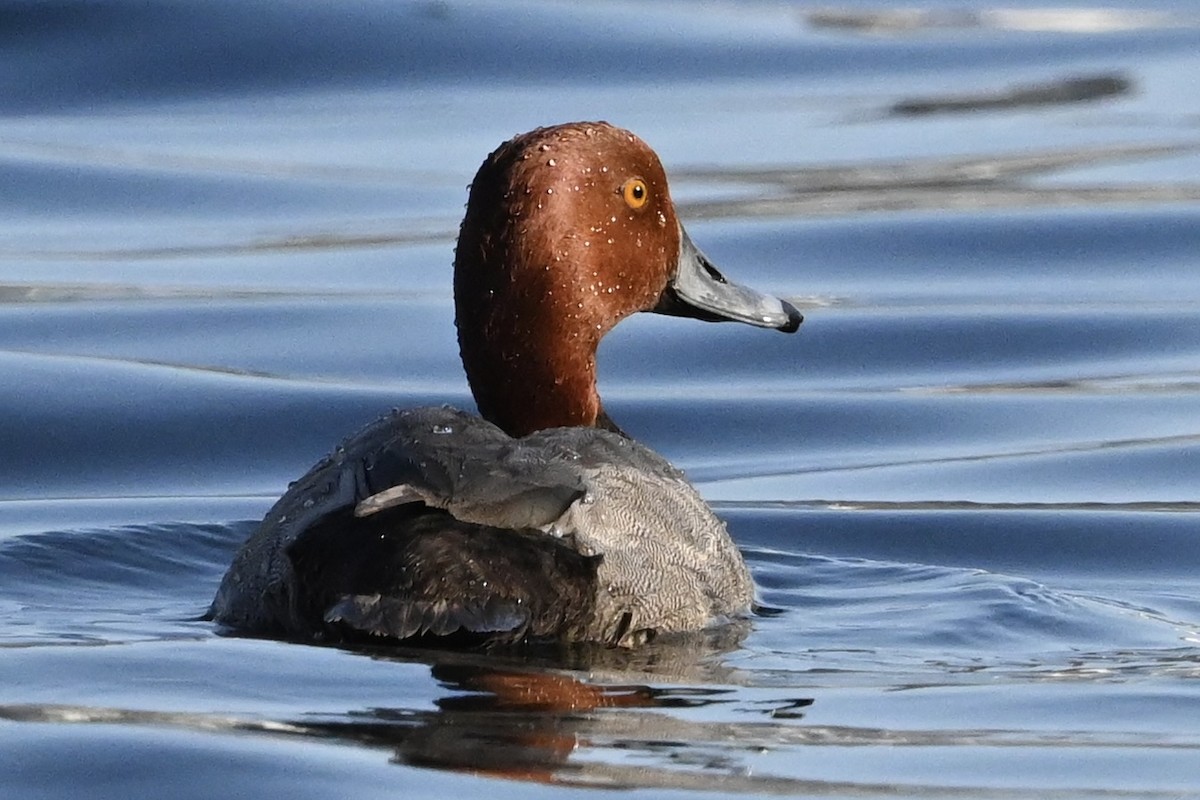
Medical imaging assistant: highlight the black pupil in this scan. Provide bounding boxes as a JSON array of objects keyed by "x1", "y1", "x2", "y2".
[{"x1": 632, "y1": 183, "x2": 644, "y2": 199}]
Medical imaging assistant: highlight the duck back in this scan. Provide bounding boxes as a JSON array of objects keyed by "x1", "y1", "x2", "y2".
[{"x1": 210, "y1": 406, "x2": 754, "y2": 647}]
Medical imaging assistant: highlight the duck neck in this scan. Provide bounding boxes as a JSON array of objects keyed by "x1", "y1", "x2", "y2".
[
  {"x1": 456, "y1": 307, "x2": 604, "y2": 437},
  {"x1": 453, "y1": 142, "x2": 625, "y2": 438}
]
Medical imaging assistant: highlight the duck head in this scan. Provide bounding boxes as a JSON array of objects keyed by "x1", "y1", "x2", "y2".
[{"x1": 454, "y1": 121, "x2": 802, "y2": 437}]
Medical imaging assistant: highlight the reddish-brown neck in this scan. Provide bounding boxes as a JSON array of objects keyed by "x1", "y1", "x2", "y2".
[
  {"x1": 453, "y1": 151, "x2": 608, "y2": 436},
  {"x1": 457, "y1": 299, "x2": 604, "y2": 437}
]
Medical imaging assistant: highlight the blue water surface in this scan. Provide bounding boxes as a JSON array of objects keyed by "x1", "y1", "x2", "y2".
[{"x1": 2, "y1": 2, "x2": 1199, "y2": 798}]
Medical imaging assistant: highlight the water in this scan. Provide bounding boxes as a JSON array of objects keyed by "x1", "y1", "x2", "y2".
[{"x1": 3, "y1": 1, "x2": 1200, "y2": 797}]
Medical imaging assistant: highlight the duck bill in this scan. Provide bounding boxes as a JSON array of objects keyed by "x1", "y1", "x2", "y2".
[{"x1": 653, "y1": 224, "x2": 802, "y2": 332}]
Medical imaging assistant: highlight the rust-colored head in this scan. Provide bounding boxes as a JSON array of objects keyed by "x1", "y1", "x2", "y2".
[{"x1": 454, "y1": 122, "x2": 800, "y2": 437}]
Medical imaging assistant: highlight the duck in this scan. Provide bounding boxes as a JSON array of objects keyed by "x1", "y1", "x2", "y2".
[{"x1": 209, "y1": 122, "x2": 801, "y2": 648}]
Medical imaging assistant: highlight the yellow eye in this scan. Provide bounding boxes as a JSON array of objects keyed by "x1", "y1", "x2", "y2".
[{"x1": 622, "y1": 178, "x2": 648, "y2": 209}]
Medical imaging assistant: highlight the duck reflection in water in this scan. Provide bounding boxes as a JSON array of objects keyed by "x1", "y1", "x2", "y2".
[{"x1": 294, "y1": 634, "x2": 816, "y2": 789}]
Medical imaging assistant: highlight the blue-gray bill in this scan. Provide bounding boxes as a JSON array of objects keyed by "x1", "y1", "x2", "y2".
[{"x1": 654, "y1": 223, "x2": 802, "y2": 333}]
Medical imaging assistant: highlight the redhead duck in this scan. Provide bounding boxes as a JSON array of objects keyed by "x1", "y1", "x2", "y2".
[{"x1": 210, "y1": 122, "x2": 801, "y2": 647}]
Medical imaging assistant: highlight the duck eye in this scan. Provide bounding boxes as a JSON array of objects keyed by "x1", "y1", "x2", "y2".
[{"x1": 622, "y1": 178, "x2": 648, "y2": 210}]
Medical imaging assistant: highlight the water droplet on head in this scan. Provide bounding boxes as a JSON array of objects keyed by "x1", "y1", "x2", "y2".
[{"x1": 547, "y1": 158, "x2": 556, "y2": 166}]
